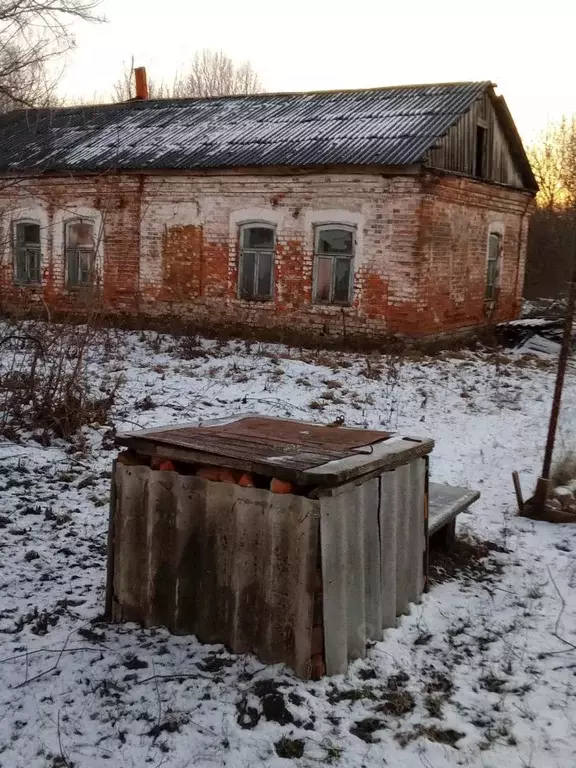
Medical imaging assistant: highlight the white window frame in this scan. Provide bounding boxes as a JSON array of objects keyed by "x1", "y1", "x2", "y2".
[
  {"x1": 65, "y1": 218, "x2": 97, "y2": 289},
  {"x1": 485, "y1": 230, "x2": 502, "y2": 301},
  {"x1": 237, "y1": 222, "x2": 276, "y2": 301},
  {"x1": 312, "y1": 224, "x2": 356, "y2": 306},
  {"x1": 13, "y1": 219, "x2": 42, "y2": 285}
]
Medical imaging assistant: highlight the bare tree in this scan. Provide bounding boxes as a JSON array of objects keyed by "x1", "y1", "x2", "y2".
[
  {"x1": 528, "y1": 118, "x2": 576, "y2": 210},
  {"x1": 175, "y1": 49, "x2": 262, "y2": 98},
  {"x1": 112, "y1": 49, "x2": 263, "y2": 102},
  {"x1": 0, "y1": 0, "x2": 102, "y2": 111},
  {"x1": 526, "y1": 118, "x2": 576, "y2": 299}
]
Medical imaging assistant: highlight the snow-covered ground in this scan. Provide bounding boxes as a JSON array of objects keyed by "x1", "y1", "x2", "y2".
[{"x1": 1, "y1": 328, "x2": 576, "y2": 768}]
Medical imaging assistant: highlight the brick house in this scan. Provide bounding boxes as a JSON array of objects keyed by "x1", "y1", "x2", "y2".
[{"x1": 0, "y1": 78, "x2": 537, "y2": 341}]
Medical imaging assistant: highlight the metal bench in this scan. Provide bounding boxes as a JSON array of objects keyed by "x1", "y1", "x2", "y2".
[{"x1": 428, "y1": 482, "x2": 480, "y2": 547}]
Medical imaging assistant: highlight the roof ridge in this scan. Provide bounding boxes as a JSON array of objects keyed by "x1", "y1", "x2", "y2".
[{"x1": 7, "y1": 80, "x2": 494, "y2": 116}]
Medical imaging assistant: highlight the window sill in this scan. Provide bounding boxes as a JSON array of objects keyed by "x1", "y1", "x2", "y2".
[
  {"x1": 237, "y1": 296, "x2": 274, "y2": 303},
  {"x1": 313, "y1": 301, "x2": 353, "y2": 309},
  {"x1": 13, "y1": 281, "x2": 42, "y2": 288},
  {"x1": 66, "y1": 284, "x2": 97, "y2": 291}
]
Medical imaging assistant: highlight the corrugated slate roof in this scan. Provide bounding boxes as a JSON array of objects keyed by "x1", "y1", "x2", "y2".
[{"x1": 0, "y1": 81, "x2": 495, "y2": 174}]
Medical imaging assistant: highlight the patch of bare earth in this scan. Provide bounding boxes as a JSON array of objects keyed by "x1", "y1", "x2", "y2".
[{"x1": 429, "y1": 535, "x2": 506, "y2": 587}]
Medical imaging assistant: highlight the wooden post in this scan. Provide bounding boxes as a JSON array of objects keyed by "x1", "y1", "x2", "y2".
[
  {"x1": 533, "y1": 255, "x2": 576, "y2": 515},
  {"x1": 512, "y1": 471, "x2": 524, "y2": 513}
]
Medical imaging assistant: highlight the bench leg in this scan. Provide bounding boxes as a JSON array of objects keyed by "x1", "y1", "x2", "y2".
[
  {"x1": 431, "y1": 519, "x2": 456, "y2": 551},
  {"x1": 441, "y1": 519, "x2": 456, "y2": 550}
]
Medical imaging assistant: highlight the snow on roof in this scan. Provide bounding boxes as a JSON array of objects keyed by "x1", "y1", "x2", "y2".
[{"x1": 0, "y1": 81, "x2": 493, "y2": 173}]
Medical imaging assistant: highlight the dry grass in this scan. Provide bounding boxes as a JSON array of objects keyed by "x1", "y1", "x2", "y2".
[
  {"x1": 429, "y1": 535, "x2": 506, "y2": 587},
  {"x1": 376, "y1": 690, "x2": 415, "y2": 716},
  {"x1": 551, "y1": 453, "x2": 576, "y2": 488},
  {"x1": 0, "y1": 321, "x2": 120, "y2": 440}
]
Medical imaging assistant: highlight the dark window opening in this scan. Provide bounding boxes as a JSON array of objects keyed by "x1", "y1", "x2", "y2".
[
  {"x1": 66, "y1": 220, "x2": 95, "y2": 287},
  {"x1": 313, "y1": 226, "x2": 355, "y2": 305},
  {"x1": 14, "y1": 221, "x2": 41, "y2": 284},
  {"x1": 238, "y1": 225, "x2": 275, "y2": 300},
  {"x1": 485, "y1": 231, "x2": 501, "y2": 300},
  {"x1": 475, "y1": 124, "x2": 487, "y2": 179}
]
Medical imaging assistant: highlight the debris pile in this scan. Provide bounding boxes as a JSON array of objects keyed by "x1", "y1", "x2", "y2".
[
  {"x1": 548, "y1": 484, "x2": 576, "y2": 514},
  {"x1": 499, "y1": 317, "x2": 576, "y2": 356},
  {"x1": 522, "y1": 481, "x2": 576, "y2": 523}
]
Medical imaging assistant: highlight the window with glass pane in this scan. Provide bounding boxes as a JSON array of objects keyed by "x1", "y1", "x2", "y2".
[
  {"x1": 485, "y1": 232, "x2": 501, "y2": 300},
  {"x1": 14, "y1": 222, "x2": 41, "y2": 284},
  {"x1": 313, "y1": 227, "x2": 354, "y2": 304},
  {"x1": 238, "y1": 225, "x2": 275, "y2": 300},
  {"x1": 66, "y1": 220, "x2": 95, "y2": 287}
]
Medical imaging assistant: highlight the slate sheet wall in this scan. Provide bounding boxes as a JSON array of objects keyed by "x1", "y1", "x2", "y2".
[{"x1": 108, "y1": 458, "x2": 426, "y2": 677}]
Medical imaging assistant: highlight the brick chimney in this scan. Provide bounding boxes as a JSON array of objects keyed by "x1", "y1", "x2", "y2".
[{"x1": 134, "y1": 66, "x2": 148, "y2": 100}]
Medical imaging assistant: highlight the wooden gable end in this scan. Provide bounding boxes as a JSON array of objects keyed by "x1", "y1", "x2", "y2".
[{"x1": 425, "y1": 90, "x2": 529, "y2": 189}]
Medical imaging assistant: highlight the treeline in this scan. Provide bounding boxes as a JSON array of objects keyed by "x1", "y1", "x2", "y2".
[{"x1": 526, "y1": 119, "x2": 576, "y2": 299}]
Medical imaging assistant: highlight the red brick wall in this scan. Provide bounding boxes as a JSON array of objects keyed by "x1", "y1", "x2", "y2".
[
  {"x1": 0, "y1": 171, "x2": 533, "y2": 340},
  {"x1": 404, "y1": 175, "x2": 533, "y2": 335},
  {"x1": 0, "y1": 175, "x2": 141, "y2": 315},
  {"x1": 372, "y1": 174, "x2": 535, "y2": 336}
]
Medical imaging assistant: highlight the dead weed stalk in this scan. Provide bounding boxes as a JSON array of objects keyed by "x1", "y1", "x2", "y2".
[{"x1": 0, "y1": 320, "x2": 121, "y2": 440}]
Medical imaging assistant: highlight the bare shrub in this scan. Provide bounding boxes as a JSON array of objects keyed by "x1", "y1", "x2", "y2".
[
  {"x1": 0, "y1": 0, "x2": 102, "y2": 111},
  {"x1": 113, "y1": 49, "x2": 262, "y2": 102},
  {"x1": 360, "y1": 356, "x2": 382, "y2": 380},
  {"x1": 551, "y1": 453, "x2": 576, "y2": 487},
  {"x1": 0, "y1": 320, "x2": 120, "y2": 439},
  {"x1": 178, "y1": 334, "x2": 207, "y2": 360},
  {"x1": 378, "y1": 348, "x2": 405, "y2": 427},
  {"x1": 322, "y1": 379, "x2": 342, "y2": 389}
]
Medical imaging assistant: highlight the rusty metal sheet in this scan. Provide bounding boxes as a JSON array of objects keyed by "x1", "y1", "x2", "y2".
[
  {"x1": 111, "y1": 463, "x2": 318, "y2": 677},
  {"x1": 204, "y1": 416, "x2": 389, "y2": 449},
  {"x1": 117, "y1": 416, "x2": 391, "y2": 480}
]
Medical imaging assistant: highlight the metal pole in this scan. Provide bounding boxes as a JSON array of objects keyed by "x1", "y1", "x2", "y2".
[
  {"x1": 541, "y1": 262, "x2": 576, "y2": 479},
  {"x1": 533, "y1": 256, "x2": 576, "y2": 513}
]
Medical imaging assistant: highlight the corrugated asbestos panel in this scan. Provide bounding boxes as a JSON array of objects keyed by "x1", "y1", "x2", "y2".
[
  {"x1": 380, "y1": 460, "x2": 425, "y2": 621},
  {"x1": 379, "y1": 469, "x2": 399, "y2": 629},
  {"x1": 112, "y1": 464, "x2": 318, "y2": 678},
  {"x1": 320, "y1": 459, "x2": 426, "y2": 676},
  {"x1": 320, "y1": 478, "x2": 381, "y2": 675},
  {"x1": 402, "y1": 460, "x2": 425, "y2": 610},
  {"x1": 0, "y1": 82, "x2": 491, "y2": 173}
]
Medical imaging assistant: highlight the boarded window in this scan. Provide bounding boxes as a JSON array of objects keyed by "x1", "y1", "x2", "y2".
[
  {"x1": 238, "y1": 225, "x2": 275, "y2": 300},
  {"x1": 313, "y1": 227, "x2": 354, "y2": 305},
  {"x1": 14, "y1": 222, "x2": 41, "y2": 284},
  {"x1": 486, "y1": 232, "x2": 501, "y2": 300},
  {"x1": 66, "y1": 220, "x2": 95, "y2": 287}
]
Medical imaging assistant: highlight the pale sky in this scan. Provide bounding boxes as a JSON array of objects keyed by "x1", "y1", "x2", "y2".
[{"x1": 59, "y1": 0, "x2": 576, "y2": 143}]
